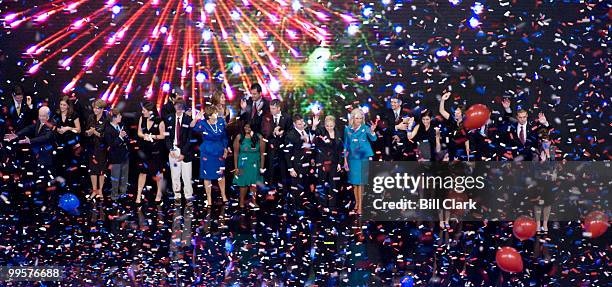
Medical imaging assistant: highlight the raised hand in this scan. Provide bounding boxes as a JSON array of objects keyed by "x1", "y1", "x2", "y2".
[
  {"x1": 537, "y1": 112, "x2": 548, "y2": 126},
  {"x1": 502, "y1": 98, "x2": 511, "y2": 110},
  {"x1": 441, "y1": 92, "x2": 451, "y2": 101},
  {"x1": 312, "y1": 115, "x2": 320, "y2": 128},
  {"x1": 370, "y1": 119, "x2": 379, "y2": 132}
]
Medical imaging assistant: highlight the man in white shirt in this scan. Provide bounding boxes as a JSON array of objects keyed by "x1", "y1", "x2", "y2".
[
  {"x1": 239, "y1": 83, "x2": 269, "y2": 134},
  {"x1": 502, "y1": 98, "x2": 550, "y2": 161},
  {"x1": 165, "y1": 98, "x2": 194, "y2": 202},
  {"x1": 262, "y1": 99, "x2": 292, "y2": 192},
  {"x1": 284, "y1": 115, "x2": 315, "y2": 210}
]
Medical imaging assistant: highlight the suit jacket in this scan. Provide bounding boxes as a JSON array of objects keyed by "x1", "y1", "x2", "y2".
[
  {"x1": 261, "y1": 112, "x2": 292, "y2": 141},
  {"x1": 16, "y1": 120, "x2": 55, "y2": 166},
  {"x1": 313, "y1": 127, "x2": 343, "y2": 168},
  {"x1": 379, "y1": 107, "x2": 410, "y2": 154},
  {"x1": 2, "y1": 98, "x2": 35, "y2": 132},
  {"x1": 344, "y1": 124, "x2": 376, "y2": 160},
  {"x1": 502, "y1": 111, "x2": 549, "y2": 161},
  {"x1": 259, "y1": 113, "x2": 291, "y2": 178},
  {"x1": 239, "y1": 97, "x2": 270, "y2": 134},
  {"x1": 105, "y1": 123, "x2": 129, "y2": 164},
  {"x1": 284, "y1": 127, "x2": 315, "y2": 172},
  {"x1": 164, "y1": 113, "x2": 194, "y2": 162}
]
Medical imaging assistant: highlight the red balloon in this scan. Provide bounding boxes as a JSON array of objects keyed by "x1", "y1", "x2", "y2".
[
  {"x1": 496, "y1": 247, "x2": 523, "y2": 273},
  {"x1": 463, "y1": 104, "x2": 491, "y2": 130},
  {"x1": 584, "y1": 211, "x2": 609, "y2": 238},
  {"x1": 513, "y1": 216, "x2": 537, "y2": 241}
]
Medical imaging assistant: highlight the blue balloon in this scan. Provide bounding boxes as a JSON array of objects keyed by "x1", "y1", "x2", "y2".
[
  {"x1": 400, "y1": 275, "x2": 414, "y2": 287},
  {"x1": 58, "y1": 193, "x2": 80, "y2": 211}
]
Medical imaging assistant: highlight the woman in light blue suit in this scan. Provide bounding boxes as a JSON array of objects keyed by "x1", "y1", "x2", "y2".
[{"x1": 344, "y1": 108, "x2": 377, "y2": 215}]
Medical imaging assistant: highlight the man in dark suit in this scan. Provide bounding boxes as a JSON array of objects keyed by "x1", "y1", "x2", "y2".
[
  {"x1": 501, "y1": 98, "x2": 550, "y2": 161},
  {"x1": 2, "y1": 85, "x2": 35, "y2": 134},
  {"x1": 284, "y1": 114, "x2": 315, "y2": 210},
  {"x1": 105, "y1": 108, "x2": 130, "y2": 201},
  {"x1": 164, "y1": 97, "x2": 194, "y2": 201},
  {"x1": 261, "y1": 99, "x2": 292, "y2": 192},
  {"x1": 239, "y1": 83, "x2": 269, "y2": 134},
  {"x1": 379, "y1": 95, "x2": 410, "y2": 160},
  {"x1": 4, "y1": 106, "x2": 55, "y2": 171}
]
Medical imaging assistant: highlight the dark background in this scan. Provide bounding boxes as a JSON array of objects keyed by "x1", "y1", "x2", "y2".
[{"x1": 0, "y1": 0, "x2": 609, "y2": 159}]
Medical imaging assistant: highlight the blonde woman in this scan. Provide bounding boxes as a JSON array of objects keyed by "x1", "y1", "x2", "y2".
[{"x1": 343, "y1": 108, "x2": 377, "y2": 215}]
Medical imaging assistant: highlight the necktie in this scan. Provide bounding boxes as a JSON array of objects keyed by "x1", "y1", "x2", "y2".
[
  {"x1": 251, "y1": 102, "x2": 257, "y2": 118},
  {"x1": 274, "y1": 116, "x2": 279, "y2": 126},
  {"x1": 301, "y1": 130, "x2": 308, "y2": 143},
  {"x1": 519, "y1": 125, "x2": 526, "y2": 145},
  {"x1": 395, "y1": 111, "x2": 399, "y2": 121},
  {"x1": 175, "y1": 116, "x2": 181, "y2": 146}
]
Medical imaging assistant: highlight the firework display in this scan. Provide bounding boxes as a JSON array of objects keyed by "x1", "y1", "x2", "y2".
[{"x1": 2, "y1": 0, "x2": 364, "y2": 110}]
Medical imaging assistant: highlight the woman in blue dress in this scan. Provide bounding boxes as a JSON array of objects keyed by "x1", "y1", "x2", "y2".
[
  {"x1": 344, "y1": 108, "x2": 377, "y2": 215},
  {"x1": 191, "y1": 105, "x2": 228, "y2": 207}
]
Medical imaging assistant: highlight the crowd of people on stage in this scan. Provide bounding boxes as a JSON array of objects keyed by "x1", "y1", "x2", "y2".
[{"x1": 0, "y1": 83, "x2": 555, "y2": 218}]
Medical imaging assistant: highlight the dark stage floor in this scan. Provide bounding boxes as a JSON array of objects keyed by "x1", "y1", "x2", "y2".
[{"x1": 0, "y1": 182, "x2": 608, "y2": 287}]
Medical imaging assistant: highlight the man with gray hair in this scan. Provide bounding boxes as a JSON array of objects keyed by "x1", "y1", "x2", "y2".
[{"x1": 4, "y1": 106, "x2": 56, "y2": 170}]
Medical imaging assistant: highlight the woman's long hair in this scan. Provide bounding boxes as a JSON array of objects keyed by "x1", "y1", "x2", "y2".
[
  {"x1": 239, "y1": 124, "x2": 259, "y2": 149},
  {"x1": 141, "y1": 101, "x2": 159, "y2": 119},
  {"x1": 57, "y1": 95, "x2": 74, "y2": 118}
]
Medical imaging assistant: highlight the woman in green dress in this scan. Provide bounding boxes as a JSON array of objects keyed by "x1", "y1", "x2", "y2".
[{"x1": 232, "y1": 123, "x2": 265, "y2": 208}]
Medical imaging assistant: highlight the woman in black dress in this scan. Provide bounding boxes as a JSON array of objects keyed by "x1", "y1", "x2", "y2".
[
  {"x1": 85, "y1": 99, "x2": 108, "y2": 200},
  {"x1": 313, "y1": 115, "x2": 344, "y2": 210},
  {"x1": 55, "y1": 96, "x2": 82, "y2": 183},
  {"x1": 407, "y1": 110, "x2": 438, "y2": 161},
  {"x1": 439, "y1": 92, "x2": 470, "y2": 161},
  {"x1": 136, "y1": 101, "x2": 166, "y2": 204}
]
